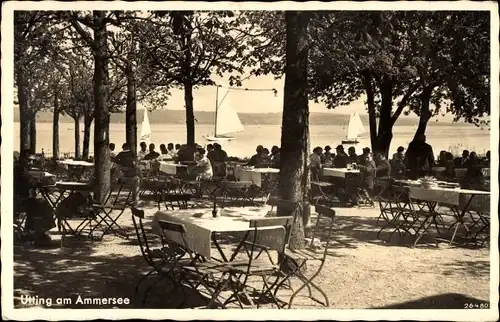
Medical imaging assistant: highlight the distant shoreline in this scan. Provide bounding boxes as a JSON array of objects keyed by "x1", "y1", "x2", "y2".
[{"x1": 13, "y1": 108, "x2": 478, "y2": 127}]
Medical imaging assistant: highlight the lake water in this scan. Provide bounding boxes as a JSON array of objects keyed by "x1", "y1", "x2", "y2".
[{"x1": 12, "y1": 122, "x2": 491, "y2": 158}]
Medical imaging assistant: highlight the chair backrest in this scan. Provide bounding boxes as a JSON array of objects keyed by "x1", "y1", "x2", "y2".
[
  {"x1": 266, "y1": 197, "x2": 300, "y2": 213},
  {"x1": 157, "y1": 219, "x2": 196, "y2": 262},
  {"x1": 309, "y1": 205, "x2": 336, "y2": 258},
  {"x1": 131, "y1": 207, "x2": 154, "y2": 266}
]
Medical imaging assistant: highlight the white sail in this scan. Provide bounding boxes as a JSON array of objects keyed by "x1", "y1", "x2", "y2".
[
  {"x1": 346, "y1": 113, "x2": 360, "y2": 140},
  {"x1": 215, "y1": 89, "x2": 244, "y2": 137},
  {"x1": 353, "y1": 112, "x2": 366, "y2": 134},
  {"x1": 140, "y1": 109, "x2": 152, "y2": 143}
]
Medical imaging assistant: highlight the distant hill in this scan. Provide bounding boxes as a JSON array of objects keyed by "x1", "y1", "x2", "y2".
[{"x1": 13, "y1": 108, "x2": 444, "y2": 127}]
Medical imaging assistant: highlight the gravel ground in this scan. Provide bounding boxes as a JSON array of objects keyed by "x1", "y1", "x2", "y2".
[{"x1": 13, "y1": 201, "x2": 491, "y2": 310}]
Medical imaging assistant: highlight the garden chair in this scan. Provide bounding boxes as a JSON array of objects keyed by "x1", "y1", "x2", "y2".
[
  {"x1": 131, "y1": 207, "x2": 190, "y2": 307},
  {"x1": 309, "y1": 169, "x2": 339, "y2": 207},
  {"x1": 208, "y1": 216, "x2": 292, "y2": 309},
  {"x1": 276, "y1": 204, "x2": 336, "y2": 308},
  {"x1": 156, "y1": 219, "x2": 238, "y2": 308}
]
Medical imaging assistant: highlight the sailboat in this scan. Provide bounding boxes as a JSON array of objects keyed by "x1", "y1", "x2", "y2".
[
  {"x1": 140, "y1": 108, "x2": 152, "y2": 144},
  {"x1": 204, "y1": 85, "x2": 244, "y2": 142},
  {"x1": 341, "y1": 112, "x2": 366, "y2": 145}
]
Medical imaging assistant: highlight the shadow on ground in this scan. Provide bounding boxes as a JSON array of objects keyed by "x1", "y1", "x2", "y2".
[{"x1": 373, "y1": 293, "x2": 489, "y2": 309}]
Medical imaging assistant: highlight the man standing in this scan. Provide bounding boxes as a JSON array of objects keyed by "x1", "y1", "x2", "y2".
[{"x1": 405, "y1": 134, "x2": 435, "y2": 179}]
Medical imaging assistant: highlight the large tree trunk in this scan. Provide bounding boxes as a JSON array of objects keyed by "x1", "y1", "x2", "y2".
[
  {"x1": 414, "y1": 85, "x2": 434, "y2": 139},
  {"x1": 82, "y1": 113, "x2": 92, "y2": 160},
  {"x1": 126, "y1": 61, "x2": 139, "y2": 202},
  {"x1": 93, "y1": 11, "x2": 111, "y2": 204},
  {"x1": 362, "y1": 71, "x2": 378, "y2": 148},
  {"x1": 184, "y1": 80, "x2": 195, "y2": 147},
  {"x1": 73, "y1": 118, "x2": 80, "y2": 159},
  {"x1": 374, "y1": 76, "x2": 394, "y2": 158},
  {"x1": 279, "y1": 11, "x2": 311, "y2": 251},
  {"x1": 52, "y1": 93, "x2": 60, "y2": 160},
  {"x1": 29, "y1": 114, "x2": 37, "y2": 153},
  {"x1": 17, "y1": 71, "x2": 31, "y2": 151}
]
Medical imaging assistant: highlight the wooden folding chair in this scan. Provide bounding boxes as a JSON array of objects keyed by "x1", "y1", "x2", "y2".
[
  {"x1": 278, "y1": 204, "x2": 336, "y2": 308},
  {"x1": 131, "y1": 207, "x2": 189, "y2": 307},
  {"x1": 210, "y1": 217, "x2": 292, "y2": 309}
]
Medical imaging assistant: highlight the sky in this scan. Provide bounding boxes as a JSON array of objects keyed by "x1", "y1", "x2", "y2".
[{"x1": 138, "y1": 73, "x2": 370, "y2": 115}]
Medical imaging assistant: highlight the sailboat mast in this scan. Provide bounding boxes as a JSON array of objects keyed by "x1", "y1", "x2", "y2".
[{"x1": 214, "y1": 85, "x2": 219, "y2": 137}]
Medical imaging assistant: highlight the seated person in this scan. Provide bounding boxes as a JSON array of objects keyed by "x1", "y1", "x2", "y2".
[
  {"x1": 206, "y1": 144, "x2": 216, "y2": 163},
  {"x1": 144, "y1": 143, "x2": 160, "y2": 161},
  {"x1": 356, "y1": 153, "x2": 376, "y2": 195},
  {"x1": 194, "y1": 147, "x2": 213, "y2": 180},
  {"x1": 167, "y1": 143, "x2": 177, "y2": 159},
  {"x1": 248, "y1": 145, "x2": 265, "y2": 167},
  {"x1": 138, "y1": 142, "x2": 148, "y2": 160},
  {"x1": 483, "y1": 150, "x2": 490, "y2": 166},
  {"x1": 322, "y1": 145, "x2": 334, "y2": 166},
  {"x1": 358, "y1": 147, "x2": 370, "y2": 166},
  {"x1": 270, "y1": 145, "x2": 281, "y2": 168},
  {"x1": 114, "y1": 143, "x2": 136, "y2": 174},
  {"x1": 213, "y1": 143, "x2": 228, "y2": 162},
  {"x1": 14, "y1": 150, "x2": 55, "y2": 246},
  {"x1": 347, "y1": 147, "x2": 358, "y2": 164},
  {"x1": 442, "y1": 152, "x2": 455, "y2": 179},
  {"x1": 463, "y1": 152, "x2": 483, "y2": 183},
  {"x1": 391, "y1": 146, "x2": 406, "y2": 177},
  {"x1": 261, "y1": 148, "x2": 272, "y2": 165},
  {"x1": 158, "y1": 144, "x2": 171, "y2": 161},
  {"x1": 374, "y1": 153, "x2": 392, "y2": 178},
  {"x1": 309, "y1": 146, "x2": 323, "y2": 181},
  {"x1": 109, "y1": 143, "x2": 117, "y2": 160},
  {"x1": 437, "y1": 150, "x2": 447, "y2": 167},
  {"x1": 454, "y1": 150, "x2": 469, "y2": 167},
  {"x1": 333, "y1": 145, "x2": 349, "y2": 168}
]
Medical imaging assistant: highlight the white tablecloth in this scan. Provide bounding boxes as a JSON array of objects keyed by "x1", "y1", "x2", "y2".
[
  {"x1": 322, "y1": 168, "x2": 360, "y2": 178},
  {"x1": 28, "y1": 170, "x2": 55, "y2": 179},
  {"x1": 159, "y1": 161, "x2": 187, "y2": 175},
  {"x1": 409, "y1": 186, "x2": 490, "y2": 212},
  {"x1": 234, "y1": 166, "x2": 279, "y2": 187},
  {"x1": 57, "y1": 160, "x2": 94, "y2": 167},
  {"x1": 152, "y1": 207, "x2": 284, "y2": 260}
]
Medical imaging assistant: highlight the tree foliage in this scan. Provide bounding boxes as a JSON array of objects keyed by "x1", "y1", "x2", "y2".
[{"x1": 134, "y1": 11, "x2": 261, "y2": 145}]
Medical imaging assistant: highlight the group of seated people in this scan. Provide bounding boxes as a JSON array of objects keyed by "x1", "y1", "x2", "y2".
[
  {"x1": 247, "y1": 145, "x2": 281, "y2": 168},
  {"x1": 307, "y1": 134, "x2": 491, "y2": 200},
  {"x1": 109, "y1": 141, "x2": 231, "y2": 181}
]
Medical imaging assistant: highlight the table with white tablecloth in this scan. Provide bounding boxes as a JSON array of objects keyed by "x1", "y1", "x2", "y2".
[
  {"x1": 408, "y1": 186, "x2": 490, "y2": 213},
  {"x1": 234, "y1": 166, "x2": 279, "y2": 187},
  {"x1": 407, "y1": 184, "x2": 490, "y2": 245},
  {"x1": 322, "y1": 168, "x2": 360, "y2": 178},
  {"x1": 151, "y1": 207, "x2": 285, "y2": 261},
  {"x1": 159, "y1": 161, "x2": 187, "y2": 175}
]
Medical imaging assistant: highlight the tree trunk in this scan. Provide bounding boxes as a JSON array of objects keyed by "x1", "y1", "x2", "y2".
[
  {"x1": 82, "y1": 113, "x2": 92, "y2": 160},
  {"x1": 29, "y1": 114, "x2": 37, "y2": 153},
  {"x1": 52, "y1": 94, "x2": 60, "y2": 160},
  {"x1": 17, "y1": 71, "x2": 31, "y2": 151},
  {"x1": 362, "y1": 71, "x2": 378, "y2": 149},
  {"x1": 184, "y1": 80, "x2": 195, "y2": 147},
  {"x1": 74, "y1": 118, "x2": 80, "y2": 159},
  {"x1": 126, "y1": 61, "x2": 139, "y2": 202},
  {"x1": 92, "y1": 11, "x2": 111, "y2": 204},
  {"x1": 126, "y1": 62, "x2": 137, "y2": 157},
  {"x1": 374, "y1": 76, "x2": 394, "y2": 158},
  {"x1": 279, "y1": 11, "x2": 311, "y2": 251},
  {"x1": 413, "y1": 85, "x2": 434, "y2": 139}
]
